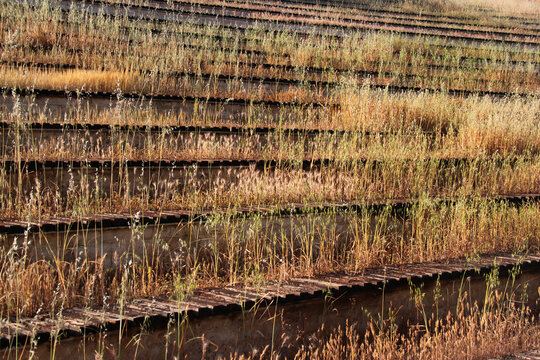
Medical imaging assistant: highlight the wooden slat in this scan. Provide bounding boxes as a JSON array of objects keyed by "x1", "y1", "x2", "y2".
[{"x1": 1, "y1": 254, "x2": 537, "y2": 346}]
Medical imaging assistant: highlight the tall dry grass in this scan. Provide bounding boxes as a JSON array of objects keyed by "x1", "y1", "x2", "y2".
[
  {"x1": 0, "y1": 199, "x2": 538, "y2": 317},
  {"x1": 2, "y1": 0, "x2": 538, "y2": 87},
  {"x1": 293, "y1": 294, "x2": 539, "y2": 359}
]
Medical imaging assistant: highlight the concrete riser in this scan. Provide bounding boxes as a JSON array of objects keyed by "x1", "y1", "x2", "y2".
[
  {"x1": 0, "y1": 95, "x2": 326, "y2": 125},
  {"x1": 3, "y1": 213, "x2": 405, "y2": 269},
  {"x1": 12, "y1": 266, "x2": 539, "y2": 359}
]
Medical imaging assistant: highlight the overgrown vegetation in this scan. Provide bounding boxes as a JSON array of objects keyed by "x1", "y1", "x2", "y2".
[
  {"x1": 1, "y1": 199, "x2": 538, "y2": 317},
  {"x1": 0, "y1": 0, "x2": 538, "y2": 357}
]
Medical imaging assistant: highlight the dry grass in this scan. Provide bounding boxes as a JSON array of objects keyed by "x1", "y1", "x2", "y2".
[
  {"x1": 0, "y1": 67, "x2": 139, "y2": 94},
  {"x1": 137, "y1": 0, "x2": 539, "y2": 28},
  {"x1": 4, "y1": 125, "x2": 539, "y2": 162},
  {"x1": 452, "y1": 0, "x2": 540, "y2": 15},
  {"x1": 0, "y1": 0, "x2": 538, "y2": 356},
  {"x1": 3, "y1": 88, "x2": 536, "y2": 133},
  {"x1": 1, "y1": 81, "x2": 538, "y2": 221},
  {"x1": 334, "y1": 87, "x2": 539, "y2": 134},
  {"x1": 292, "y1": 294, "x2": 539, "y2": 359},
  {"x1": 2, "y1": 155, "x2": 538, "y2": 220},
  {"x1": 105, "y1": 0, "x2": 540, "y2": 32},
  {"x1": 2, "y1": 1, "x2": 538, "y2": 88},
  {"x1": 0, "y1": 199, "x2": 538, "y2": 317}
]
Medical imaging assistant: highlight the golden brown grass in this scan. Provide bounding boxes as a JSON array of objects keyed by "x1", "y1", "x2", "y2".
[
  {"x1": 4, "y1": 126, "x2": 539, "y2": 162},
  {"x1": 3, "y1": 87, "x2": 536, "y2": 133},
  {"x1": 0, "y1": 199, "x2": 538, "y2": 317},
  {"x1": 0, "y1": 67, "x2": 139, "y2": 94},
  {"x1": 452, "y1": 0, "x2": 540, "y2": 16},
  {"x1": 2, "y1": 0, "x2": 538, "y2": 90},
  {"x1": 99, "y1": 0, "x2": 534, "y2": 36},
  {"x1": 2, "y1": 156, "x2": 538, "y2": 221},
  {"x1": 292, "y1": 296, "x2": 539, "y2": 359},
  {"x1": 0, "y1": 1, "x2": 538, "y2": 357}
]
